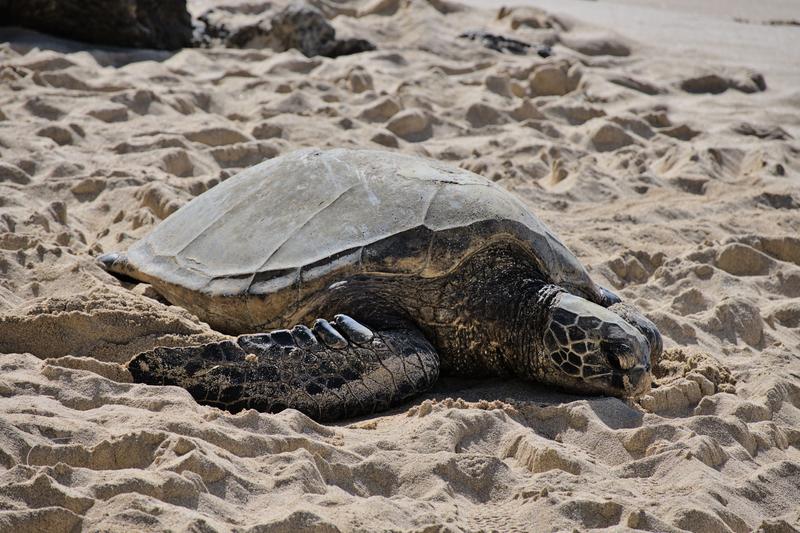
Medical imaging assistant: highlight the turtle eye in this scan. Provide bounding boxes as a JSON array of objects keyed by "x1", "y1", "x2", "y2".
[
  {"x1": 599, "y1": 327, "x2": 644, "y2": 371},
  {"x1": 601, "y1": 340, "x2": 625, "y2": 370}
]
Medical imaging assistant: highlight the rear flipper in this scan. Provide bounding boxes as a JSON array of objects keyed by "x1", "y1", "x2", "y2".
[{"x1": 127, "y1": 314, "x2": 440, "y2": 422}]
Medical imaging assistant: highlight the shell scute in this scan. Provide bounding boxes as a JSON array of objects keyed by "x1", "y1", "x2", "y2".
[{"x1": 123, "y1": 149, "x2": 602, "y2": 330}]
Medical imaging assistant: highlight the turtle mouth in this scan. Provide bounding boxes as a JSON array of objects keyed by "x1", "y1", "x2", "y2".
[
  {"x1": 581, "y1": 364, "x2": 651, "y2": 397},
  {"x1": 616, "y1": 364, "x2": 651, "y2": 396}
]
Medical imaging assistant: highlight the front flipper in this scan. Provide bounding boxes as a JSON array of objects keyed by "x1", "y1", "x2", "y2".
[{"x1": 127, "y1": 315, "x2": 440, "y2": 422}]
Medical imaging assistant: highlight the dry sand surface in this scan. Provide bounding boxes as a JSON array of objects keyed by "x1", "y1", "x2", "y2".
[{"x1": 1, "y1": 0, "x2": 799, "y2": 531}]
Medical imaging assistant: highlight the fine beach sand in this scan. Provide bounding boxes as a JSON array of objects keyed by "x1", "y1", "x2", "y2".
[{"x1": 1, "y1": 0, "x2": 799, "y2": 531}]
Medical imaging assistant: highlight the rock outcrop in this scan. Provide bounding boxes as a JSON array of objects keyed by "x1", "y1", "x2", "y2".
[
  {"x1": 196, "y1": 3, "x2": 375, "y2": 58},
  {"x1": 0, "y1": 0, "x2": 193, "y2": 50}
]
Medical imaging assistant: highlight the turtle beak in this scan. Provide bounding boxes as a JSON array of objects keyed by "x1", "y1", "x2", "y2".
[{"x1": 619, "y1": 364, "x2": 651, "y2": 396}]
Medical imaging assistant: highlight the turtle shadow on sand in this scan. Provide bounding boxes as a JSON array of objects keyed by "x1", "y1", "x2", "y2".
[{"x1": 426, "y1": 376, "x2": 645, "y2": 430}]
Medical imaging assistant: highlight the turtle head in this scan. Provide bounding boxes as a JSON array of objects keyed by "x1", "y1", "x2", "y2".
[{"x1": 540, "y1": 293, "x2": 653, "y2": 397}]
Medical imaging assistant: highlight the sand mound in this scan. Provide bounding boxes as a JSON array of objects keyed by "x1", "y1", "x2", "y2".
[
  {"x1": 1, "y1": 351, "x2": 798, "y2": 531},
  {"x1": 0, "y1": 286, "x2": 225, "y2": 363}
]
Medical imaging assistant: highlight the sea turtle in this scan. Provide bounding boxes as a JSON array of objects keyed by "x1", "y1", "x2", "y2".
[{"x1": 100, "y1": 148, "x2": 662, "y2": 421}]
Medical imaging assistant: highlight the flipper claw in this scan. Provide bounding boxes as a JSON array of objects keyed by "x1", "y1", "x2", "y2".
[
  {"x1": 313, "y1": 319, "x2": 348, "y2": 349},
  {"x1": 291, "y1": 324, "x2": 318, "y2": 348},
  {"x1": 333, "y1": 314, "x2": 374, "y2": 345}
]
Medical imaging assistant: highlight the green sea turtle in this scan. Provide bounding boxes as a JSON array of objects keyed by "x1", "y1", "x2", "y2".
[{"x1": 100, "y1": 148, "x2": 661, "y2": 421}]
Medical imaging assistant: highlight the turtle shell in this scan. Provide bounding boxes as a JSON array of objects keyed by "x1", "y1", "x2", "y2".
[{"x1": 124, "y1": 148, "x2": 604, "y2": 331}]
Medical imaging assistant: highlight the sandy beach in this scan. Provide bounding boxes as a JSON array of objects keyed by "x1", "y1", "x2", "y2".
[{"x1": 1, "y1": 0, "x2": 799, "y2": 531}]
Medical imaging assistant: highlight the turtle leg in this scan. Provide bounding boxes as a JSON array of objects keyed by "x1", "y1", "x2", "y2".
[{"x1": 127, "y1": 314, "x2": 440, "y2": 422}]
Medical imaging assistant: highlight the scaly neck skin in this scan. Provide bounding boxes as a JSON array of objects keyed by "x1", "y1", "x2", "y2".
[
  {"x1": 448, "y1": 271, "x2": 565, "y2": 377},
  {"x1": 305, "y1": 246, "x2": 568, "y2": 379},
  {"x1": 503, "y1": 279, "x2": 565, "y2": 379},
  {"x1": 409, "y1": 245, "x2": 565, "y2": 377}
]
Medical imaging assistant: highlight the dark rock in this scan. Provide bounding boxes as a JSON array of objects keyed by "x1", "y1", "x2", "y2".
[
  {"x1": 0, "y1": 0, "x2": 192, "y2": 50},
  {"x1": 272, "y1": 3, "x2": 375, "y2": 58},
  {"x1": 270, "y1": 3, "x2": 336, "y2": 56},
  {"x1": 196, "y1": 3, "x2": 375, "y2": 58},
  {"x1": 224, "y1": 23, "x2": 270, "y2": 49},
  {"x1": 459, "y1": 30, "x2": 551, "y2": 57}
]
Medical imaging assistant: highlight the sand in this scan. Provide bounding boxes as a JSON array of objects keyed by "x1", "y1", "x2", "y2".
[{"x1": 1, "y1": 0, "x2": 799, "y2": 531}]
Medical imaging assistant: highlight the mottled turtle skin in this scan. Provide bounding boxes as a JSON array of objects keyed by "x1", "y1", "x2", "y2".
[{"x1": 100, "y1": 148, "x2": 662, "y2": 421}]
